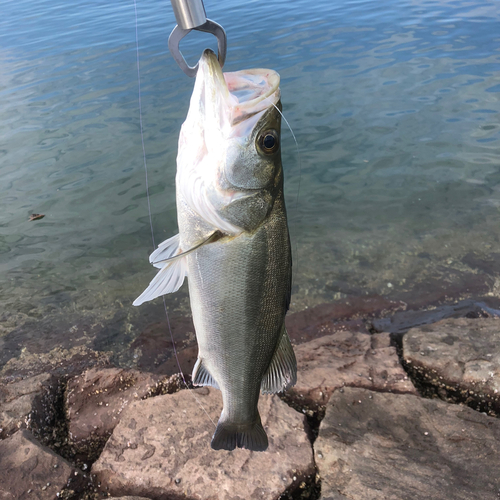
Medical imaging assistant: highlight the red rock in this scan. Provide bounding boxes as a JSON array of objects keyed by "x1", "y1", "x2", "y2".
[
  {"x1": 65, "y1": 367, "x2": 181, "y2": 446},
  {"x1": 403, "y1": 317, "x2": 500, "y2": 414},
  {"x1": 0, "y1": 430, "x2": 87, "y2": 499},
  {"x1": 286, "y1": 330, "x2": 417, "y2": 412},
  {"x1": 316, "y1": 387, "x2": 500, "y2": 499},
  {"x1": 92, "y1": 388, "x2": 314, "y2": 500}
]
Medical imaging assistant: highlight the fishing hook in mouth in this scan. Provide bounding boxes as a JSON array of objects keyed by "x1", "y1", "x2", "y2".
[{"x1": 168, "y1": 0, "x2": 227, "y2": 77}]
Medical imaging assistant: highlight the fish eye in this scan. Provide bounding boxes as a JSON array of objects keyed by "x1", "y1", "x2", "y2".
[{"x1": 258, "y1": 130, "x2": 279, "y2": 154}]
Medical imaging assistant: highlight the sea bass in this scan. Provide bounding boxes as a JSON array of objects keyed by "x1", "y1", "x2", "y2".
[{"x1": 134, "y1": 49, "x2": 296, "y2": 452}]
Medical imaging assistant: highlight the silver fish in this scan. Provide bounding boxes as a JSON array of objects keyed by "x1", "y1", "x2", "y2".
[{"x1": 134, "y1": 49, "x2": 296, "y2": 451}]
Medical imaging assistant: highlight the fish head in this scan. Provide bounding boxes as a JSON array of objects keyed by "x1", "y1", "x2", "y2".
[{"x1": 177, "y1": 49, "x2": 283, "y2": 233}]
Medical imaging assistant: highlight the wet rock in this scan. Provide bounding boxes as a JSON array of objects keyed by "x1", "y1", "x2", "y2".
[
  {"x1": 0, "y1": 429, "x2": 87, "y2": 499},
  {"x1": 403, "y1": 317, "x2": 500, "y2": 415},
  {"x1": 286, "y1": 295, "x2": 407, "y2": 343},
  {"x1": 0, "y1": 373, "x2": 58, "y2": 439},
  {"x1": 0, "y1": 308, "x2": 112, "y2": 374},
  {"x1": 372, "y1": 298, "x2": 500, "y2": 339},
  {"x1": 129, "y1": 317, "x2": 197, "y2": 375},
  {"x1": 65, "y1": 368, "x2": 183, "y2": 461},
  {"x1": 286, "y1": 294, "x2": 500, "y2": 346},
  {"x1": 394, "y1": 272, "x2": 494, "y2": 310},
  {"x1": 285, "y1": 331, "x2": 417, "y2": 413},
  {"x1": 0, "y1": 344, "x2": 110, "y2": 381},
  {"x1": 152, "y1": 345, "x2": 198, "y2": 378},
  {"x1": 315, "y1": 387, "x2": 500, "y2": 500},
  {"x1": 92, "y1": 388, "x2": 314, "y2": 500}
]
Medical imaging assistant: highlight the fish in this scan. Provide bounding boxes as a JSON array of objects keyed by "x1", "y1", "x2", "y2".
[{"x1": 133, "y1": 49, "x2": 296, "y2": 452}]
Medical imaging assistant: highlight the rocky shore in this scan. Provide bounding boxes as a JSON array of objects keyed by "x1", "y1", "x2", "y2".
[{"x1": 1, "y1": 298, "x2": 500, "y2": 499}]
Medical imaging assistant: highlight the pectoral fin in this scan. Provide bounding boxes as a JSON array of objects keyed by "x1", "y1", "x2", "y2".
[
  {"x1": 133, "y1": 231, "x2": 221, "y2": 306},
  {"x1": 150, "y1": 230, "x2": 222, "y2": 267},
  {"x1": 261, "y1": 324, "x2": 297, "y2": 394},
  {"x1": 150, "y1": 234, "x2": 181, "y2": 269},
  {"x1": 133, "y1": 256, "x2": 187, "y2": 306}
]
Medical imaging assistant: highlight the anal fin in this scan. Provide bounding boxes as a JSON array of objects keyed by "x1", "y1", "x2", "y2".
[
  {"x1": 261, "y1": 324, "x2": 297, "y2": 394},
  {"x1": 192, "y1": 358, "x2": 219, "y2": 390}
]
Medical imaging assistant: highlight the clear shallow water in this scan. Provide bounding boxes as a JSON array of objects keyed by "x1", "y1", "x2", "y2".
[{"x1": 1, "y1": 0, "x2": 500, "y2": 369}]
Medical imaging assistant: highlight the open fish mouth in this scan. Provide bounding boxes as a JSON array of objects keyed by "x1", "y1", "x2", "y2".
[{"x1": 195, "y1": 49, "x2": 281, "y2": 128}]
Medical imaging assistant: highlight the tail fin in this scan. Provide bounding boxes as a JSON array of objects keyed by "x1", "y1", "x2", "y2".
[{"x1": 211, "y1": 413, "x2": 268, "y2": 452}]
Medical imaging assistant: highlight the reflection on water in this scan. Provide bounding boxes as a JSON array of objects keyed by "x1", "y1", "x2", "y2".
[{"x1": 1, "y1": 0, "x2": 499, "y2": 371}]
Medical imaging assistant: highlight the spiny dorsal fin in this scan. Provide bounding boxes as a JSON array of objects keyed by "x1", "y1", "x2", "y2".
[
  {"x1": 261, "y1": 324, "x2": 297, "y2": 394},
  {"x1": 192, "y1": 358, "x2": 220, "y2": 390}
]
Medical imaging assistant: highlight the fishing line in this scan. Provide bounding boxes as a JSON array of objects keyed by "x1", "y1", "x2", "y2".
[
  {"x1": 133, "y1": 0, "x2": 216, "y2": 429},
  {"x1": 263, "y1": 96, "x2": 302, "y2": 209}
]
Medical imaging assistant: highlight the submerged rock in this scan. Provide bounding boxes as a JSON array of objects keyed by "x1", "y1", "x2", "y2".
[
  {"x1": 0, "y1": 429, "x2": 88, "y2": 499},
  {"x1": 285, "y1": 295, "x2": 407, "y2": 343},
  {"x1": 92, "y1": 388, "x2": 314, "y2": 500},
  {"x1": 315, "y1": 387, "x2": 500, "y2": 500},
  {"x1": 129, "y1": 317, "x2": 197, "y2": 375},
  {"x1": 0, "y1": 344, "x2": 110, "y2": 381},
  {"x1": 285, "y1": 331, "x2": 417, "y2": 413},
  {"x1": 0, "y1": 373, "x2": 58, "y2": 439},
  {"x1": 403, "y1": 317, "x2": 500, "y2": 415}
]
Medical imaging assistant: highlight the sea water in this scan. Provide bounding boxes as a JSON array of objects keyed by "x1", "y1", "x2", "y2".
[{"x1": 1, "y1": 0, "x2": 499, "y2": 369}]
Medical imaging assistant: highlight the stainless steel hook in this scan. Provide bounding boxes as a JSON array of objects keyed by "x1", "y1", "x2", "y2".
[{"x1": 168, "y1": 0, "x2": 227, "y2": 77}]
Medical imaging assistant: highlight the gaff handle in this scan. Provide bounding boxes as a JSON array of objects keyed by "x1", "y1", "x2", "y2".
[
  {"x1": 168, "y1": 0, "x2": 227, "y2": 77},
  {"x1": 171, "y1": 0, "x2": 207, "y2": 30}
]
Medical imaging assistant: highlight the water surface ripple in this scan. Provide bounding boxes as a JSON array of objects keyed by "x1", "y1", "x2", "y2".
[{"x1": 1, "y1": 0, "x2": 499, "y2": 368}]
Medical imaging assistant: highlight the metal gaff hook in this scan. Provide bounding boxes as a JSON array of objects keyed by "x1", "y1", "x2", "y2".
[{"x1": 168, "y1": 0, "x2": 227, "y2": 77}]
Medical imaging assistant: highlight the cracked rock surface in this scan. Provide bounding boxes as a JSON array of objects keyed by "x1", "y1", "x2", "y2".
[
  {"x1": 0, "y1": 373, "x2": 58, "y2": 439},
  {"x1": 315, "y1": 387, "x2": 500, "y2": 500},
  {"x1": 92, "y1": 387, "x2": 314, "y2": 500},
  {"x1": 0, "y1": 429, "x2": 87, "y2": 500},
  {"x1": 403, "y1": 317, "x2": 500, "y2": 414},
  {"x1": 65, "y1": 367, "x2": 168, "y2": 446},
  {"x1": 286, "y1": 331, "x2": 417, "y2": 412},
  {"x1": 108, "y1": 497, "x2": 152, "y2": 500}
]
